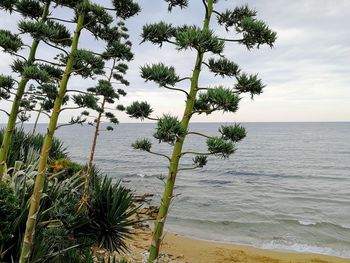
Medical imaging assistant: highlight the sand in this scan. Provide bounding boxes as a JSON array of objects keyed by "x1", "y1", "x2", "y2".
[{"x1": 121, "y1": 229, "x2": 350, "y2": 263}]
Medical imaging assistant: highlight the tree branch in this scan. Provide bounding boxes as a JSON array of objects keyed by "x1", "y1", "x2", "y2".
[
  {"x1": 0, "y1": 109, "x2": 10, "y2": 116},
  {"x1": 59, "y1": 106, "x2": 83, "y2": 112},
  {"x1": 187, "y1": 131, "x2": 211, "y2": 139},
  {"x1": 218, "y1": 38, "x2": 242, "y2": 43},
  {"x1": 147, "y1": 150, "x2": 171, "y2": 162},
  {"x1": 164, "y1": 85, "x2": 189, "y2": 97},
  {"x1": 178, "y1": 165, "x2": 200, "y2": 172},
  {"x1": 48, "y1": 17, "x2": 75, "y2": 23},
  {"x1": 180, "y1": 151, "x2": 212, "y2": 156},
  {"x1": 43, "y1": 40, "x2": 70, "y2": 56}
]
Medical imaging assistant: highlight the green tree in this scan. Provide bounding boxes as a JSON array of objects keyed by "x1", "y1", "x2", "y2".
[
  {"x1": 20, "y1": 0, "x2": 140, "y2": 261},
  {"x1": 72, "y1": 21, "x2": 133, "y2": 206},
  {"x1": 126, "y1": 1, "x2": 276, "y2": 261},
  {"x1": 0, "y1": 0, "x2": 53, "y2": 180}
]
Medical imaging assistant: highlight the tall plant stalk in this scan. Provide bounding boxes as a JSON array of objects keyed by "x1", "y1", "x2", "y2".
[
  {"x1": 127, "y1": 1, "x2": 276, "y2": 261},
  {"x1": 147, "y1": 2, "x2": 213, "y2": 261},
  {"x1": 0, "y1": 2, "x2": 50, "y2": 181},
  {"x1": 19, "y1": 11, "x2": 86, "y2": 262}
]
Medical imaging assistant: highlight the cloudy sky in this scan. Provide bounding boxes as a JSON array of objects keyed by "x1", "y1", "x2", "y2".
[{"x1": 0, "y1": 0, "x2": 349, "y2": 123}]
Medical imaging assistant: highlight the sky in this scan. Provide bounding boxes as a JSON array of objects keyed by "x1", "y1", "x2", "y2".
[{"x1": 0, "y1": 0, "x2": 349, "y2": 123}]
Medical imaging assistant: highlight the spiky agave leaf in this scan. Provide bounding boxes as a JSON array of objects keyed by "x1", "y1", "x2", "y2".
[
  {"x1": 176, "y1": 26, "x2": 224, "y2": 54},
  {"x1": 141, "y1": 63, "x2": 179, "y2": 86},
  {"x1": 0, "y1": 74, "x2": 15, "y2": 90},
  {"x1": 195, "y1": 87, "x2": 240, "y2": 114},
  {"x1": 164, "y1": 0, "x2": 188, "y2": 12},
  {"x1": 68, "y1": 49, "x2": 105, "y2": 78},
  {"x1": 237, "y1": 17, "x2": 277, "y2": 49},
  {"x1": 15, "y1": 0, "x2": 44, "y2": 18},
  {"x1": 207, "y1": 57, "x2": 240, "y2": 77},
  {"x1": 0, "y1": 29, "x2": 23, "y2": 53},
  {"x1": 132, "y1": 138, "x2": 152, "y2": 152},
  {"x1": 141, "y1": 22, "x2": 177, "y2": 46},
  {"x1": 219, "y1": 124, "x2": 246, "y2": 142},
  {"x1": 154, "y1": 114, "x2": 185, "y2": 145},
  {"x1": 111, "y1": 0, "x2": 140, "y2": 20},
  {"x1": 193, "y1": 155, "x2": 208, "y2": 168},
  {"x1": 207, "y1": 137, "x2": 236, "y2": 159},
  {"x1": 217, "y1": 5, "x2": 257, "y2": 30},
  {"x1": 18, "y1": 20, "x2": 72, "y2": 47},
  {"x1": 235, "y1": 73, "x2": 265, "y2": 98},
  {"x1": 126, "y1": 101, "x2": 153, "y2": 120}
]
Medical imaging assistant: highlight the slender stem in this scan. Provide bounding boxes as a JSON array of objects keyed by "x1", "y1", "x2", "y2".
[
  {"x1": 0, "y1": 2, "x2": 50, "y2": 182},
  {"x1": 163, "y1": 85, "x2": 189, "y2": 97},
  {"x1": 80, "y1": 58, "x2": 117, "y2": 208},
  {"x1": 148, "y1": 151, "x2": 171, "y2": 162},
  {"x1": 19, "y1": 8, "x2": 86, "y2": 262},
  {"x1": 147, "y1": 1, "x2": 214, "y2": 261},
  {"x1": 178, "y1": 165, "x2": 200, "y2": 171},
  {"x1": 31, "y1": 104, "x2": 43, "y2": 136},
  {"x1": 187, "y1": 131, "x2": 211, "y2": 139}
]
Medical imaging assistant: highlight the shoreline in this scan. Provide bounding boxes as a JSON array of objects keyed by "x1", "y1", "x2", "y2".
[{"x1": 121, "y1": 228, "x2": 350, "y2": 263}]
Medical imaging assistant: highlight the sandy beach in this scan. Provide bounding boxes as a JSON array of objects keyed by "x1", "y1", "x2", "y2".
[{"x1": 121, "y1": 228, "x2": 350, "y2": 263}]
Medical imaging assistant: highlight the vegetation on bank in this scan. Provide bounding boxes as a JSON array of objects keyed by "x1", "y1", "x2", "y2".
[
  {"x1": 0, "y1": 129, "x2": 137, "y2": 262},
  {"x1": 126, "y1": 0, "x2": 276, "y2": 261},
  {"x1": 0, "y1": 0, "x2": 276, "y2": 262}
]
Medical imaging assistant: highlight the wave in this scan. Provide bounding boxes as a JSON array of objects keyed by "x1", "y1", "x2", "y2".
[{"x1": 260, "y1": 240, "x2": 350, "y2": 258}]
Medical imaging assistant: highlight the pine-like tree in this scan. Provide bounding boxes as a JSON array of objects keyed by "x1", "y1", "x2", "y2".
[
  {"x1": 74, "y1": 21, "x2": 133, "y2": 206},
  {"x1": 0, "y1": 0, "x2": 54, "y2": 180},
  {"x1": 19, "y1": 0, "x2": 140, "y2": 261},
  {"x1": 126, "y1": 1, "x2": 277, "y2": 261}
]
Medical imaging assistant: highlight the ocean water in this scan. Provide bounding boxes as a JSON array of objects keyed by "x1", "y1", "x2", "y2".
[{"x1": 25, "y1": 122, "x2": 350, "y2": 258}]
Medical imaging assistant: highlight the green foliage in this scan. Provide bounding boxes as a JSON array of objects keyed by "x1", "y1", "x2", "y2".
[
  {"x1": 132, "y1": 138, "x2": 152, "y2": 152},
  {"x1": 72, "y1": 94, "x2": 98, "y2": 110},
  {"x1": 0, "y1": 0, "x2": 16, "y2": 12},
  {"x1": 79, "y1": 176, "x2": 138, "y2": 252},
  {"x1": 22, "y1": 64, "x2": 50, "y2": 82},
  {"x1": 141, "y1": 22, "x2": 177, "y2": 46},
  {"x1": 18, "y1": 20, "x2": 72, "y2": 47},
  {"x1": 207, "y1": 57, "x2": 240, "y2": 77},
  {"x1": 66, "y1": 49, "x2": 105, "y2": 78},
  {"x1": 16, "y1": 0, "x2": 44, "y2": 18},
  {"x1": 195, "y1": 87, "x2": 240, "y2": 114},
  {"x1": 154, "y1": 115, "x2": 185, "y2": 145},
  {"x1": 193, "y1": 155, "x2": 207, "y2": 168},
  {"x1": 0, "y1": 74, "x2": 15, "y2": 90},
  {"x1": 176, "y1": 26, "x2": 224, "y2": 54},
  {"x1": 164, "y1": 0, "x2": 188, "y2": 11},
  {"x1": 102, "y1": 40, "x2": 133, "y2": 61},
  {"x1": 217, "y1": 5, "x2": 257, "y2": 30},
  {"x1": 88, "y1": 80, "x2": 118, "y2": 99},
  {"x1": 0, "y1": 182, "x2": 20, "y2": 244},
  {"x1": 126, "y1": 101, "x2": 153, "y2": 120},
  {"x1": 219, "y1": 124, "x2": 246, "y2": 142},
  {"x1": 0, "y1": 128, "x2": 67, "y2": 168},
  {"x1": 207, "y1": 137, "x2": 235, "y2": 158},
  {"x1": 238, "y1": 17, "x2": 277, "y2": 49},
  {"x1": 141, "y1": 63, "x2": 179, "y2": 86},
  {"x1": 111, "y1": 0, "x2": 140, "y2": 20},
  {"x1": 10, "y1": 58, "x2": 25, "y2": 73},
  {"x1": 235, "y1": 73, "x2": 265, "y2": 98},
  {"x1": 0, "y1": 29, "x2": 23, "y2": 53}
]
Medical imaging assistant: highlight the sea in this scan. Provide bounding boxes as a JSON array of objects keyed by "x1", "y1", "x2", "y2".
[{"x1": 22, "y1": 122, "x2": 350, "y2": 258}]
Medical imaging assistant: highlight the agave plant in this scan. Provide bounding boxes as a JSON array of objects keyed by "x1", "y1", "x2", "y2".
[
  {"x1": 0, "y1": 128, "x2": 67, "y2": 170},
  {"x1": 76, "y1": 175, "x2": 139, "y2": 252}
]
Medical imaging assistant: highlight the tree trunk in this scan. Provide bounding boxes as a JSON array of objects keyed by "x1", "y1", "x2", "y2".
[
  {"x1": 0, "y1": 3, "x2": 50, "y2": 182},
  {"x1": 147, "y1": 1, "x2": 213, "y2": 261},
  {"x1": 31, "y1": 105, "x2": 43, "y2": 136},
  {"x1": 81, "y1": 58, "x2": 116, "y2": 205},
  {"x1": 19, "y1": 11, "x2": 85, "y2": 263}
]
